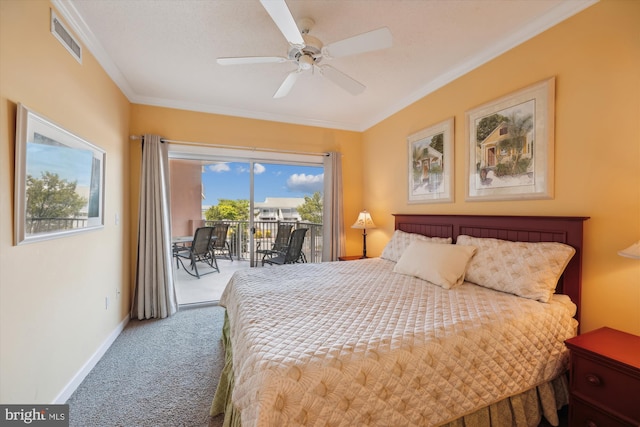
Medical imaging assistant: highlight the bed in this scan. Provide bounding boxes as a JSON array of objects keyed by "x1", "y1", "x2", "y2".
[{"x1": 211, "y1": 214, "x2": 588, "y2": 427}]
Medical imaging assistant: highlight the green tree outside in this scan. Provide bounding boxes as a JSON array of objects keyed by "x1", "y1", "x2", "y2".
[
  {"x1": 204, "y1": 199, "x2": 249, "y2": 221},
  {"x1": 204, "y1": 193, "x2": 323, "y2": 223},
  {"x1": 26, "y1": 172, "x2": 87, "y2": 232},
  {"x1": 297, "y1": 192, "x2": 323, "y2": 224},
  {"x1": 26, "y1": 171, "x2": 87, "y2": 219}
]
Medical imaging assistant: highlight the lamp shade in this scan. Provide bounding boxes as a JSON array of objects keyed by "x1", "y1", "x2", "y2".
[
  {"x1": 351, "y1": 210, "x2": 376, "y2": 229},
  {"x1": 618, "y1": 241, "x2": 640, "y2": 259}
]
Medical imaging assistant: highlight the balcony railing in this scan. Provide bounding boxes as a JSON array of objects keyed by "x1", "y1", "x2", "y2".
[
  {"x1": 204, "y1": 220, "x2": 323, "y2": 264},
  {"x1": 26, "y1": 217, "x2": 88, "y2": 234}
]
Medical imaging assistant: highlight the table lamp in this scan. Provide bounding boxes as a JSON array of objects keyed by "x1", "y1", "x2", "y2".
[{"x1": 351, "y1": 210, "x2": 376, "y2": 258}]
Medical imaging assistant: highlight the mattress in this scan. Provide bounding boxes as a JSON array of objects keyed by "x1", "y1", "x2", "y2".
[{"x1": 218, "y1": 257, "x2": 578, "y2": 426}]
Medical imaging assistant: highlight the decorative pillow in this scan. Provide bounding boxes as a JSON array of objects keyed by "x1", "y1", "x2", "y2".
[
  {"x1": 456, "y1": 235, "x2": 576, "y2": 302},
  {"x1": 381, "y1": 230, "x2": 452, "y2": 262},
  {"x1": 393, "y1": 240, "x2": 477, "y2": 289}
]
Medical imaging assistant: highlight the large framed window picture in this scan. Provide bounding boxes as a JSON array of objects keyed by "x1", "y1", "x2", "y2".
[
  {"x1": 407, "y1": 117, "x2": 454, "y2": 203},
  {"x1": 465, "y1": 77, "x2": 555, "y2": 201},
  {"x1": 14, "y1": 103, "x2": 105, "y2": 245}
]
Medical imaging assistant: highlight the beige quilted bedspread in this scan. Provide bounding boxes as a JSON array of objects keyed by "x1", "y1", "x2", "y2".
[{"x1": 220, "y1": 258, "x2": 577, "y2": 427}]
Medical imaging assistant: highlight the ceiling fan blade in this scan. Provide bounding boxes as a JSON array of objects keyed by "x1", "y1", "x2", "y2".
[
  {"x1": 273, "y1": 70, "x2": 302, "y2": 98},
  {"x1": 259, "y1": 0, "x2": 305, "y2": 48},
  {"x1": 217, "y1": 56, "x2": 289, "y2": 65},
  {"x1": 323, "y1": 27, "x2": 392, "y2": 59},
  {"x1": 318, "y1": 65, "x2": 365, "y2": 95}
]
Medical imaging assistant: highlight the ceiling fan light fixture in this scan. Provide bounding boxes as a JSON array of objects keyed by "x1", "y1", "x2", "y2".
[{"x1": 299, "y1": 55, "x2": 314, "y2": 70}]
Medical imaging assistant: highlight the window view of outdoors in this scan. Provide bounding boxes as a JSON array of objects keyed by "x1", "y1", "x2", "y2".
[
  {"x1": 169, "y1": 158, "x2": 324, "y2": 266},
  {"x1": 203, "y1": 162, "x2": 323, "y2": 222}
]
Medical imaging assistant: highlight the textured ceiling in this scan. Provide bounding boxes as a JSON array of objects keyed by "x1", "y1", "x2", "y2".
[{"x1": 54, "y1": 0, "x2": 596, "y2": 131}]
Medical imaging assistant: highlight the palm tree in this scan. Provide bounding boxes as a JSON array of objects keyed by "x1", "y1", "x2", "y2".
[
  {"x1": 498, "y1": 112, "x2": 533, "y2": 175},
  {"x1": 411, "y1": 144, "x2": 424, "y2": 184}
]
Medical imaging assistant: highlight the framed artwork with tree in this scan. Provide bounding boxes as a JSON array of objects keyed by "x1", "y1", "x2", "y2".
[
  {"x1": 465, "y1": 77, "x2": 555, "y2": 201},
  {"x1": 407, "y1": 117, "x2": 454, "y2": 203},
  {"x1": 14, "y1": 103, "x2": 105, "y2": 244}
]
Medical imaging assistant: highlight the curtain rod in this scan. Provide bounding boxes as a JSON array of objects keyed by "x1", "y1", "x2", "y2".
[{"x1": 129, "y1": 135, "x2": 329, "y2": 157}]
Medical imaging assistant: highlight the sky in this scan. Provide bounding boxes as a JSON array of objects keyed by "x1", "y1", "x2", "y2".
[
  {"x1": 27, "y1": 141, "x2": 93, "y2": 186},
  {"x1": 202, "y1": 161, "x2": 324, "y2": 206}
]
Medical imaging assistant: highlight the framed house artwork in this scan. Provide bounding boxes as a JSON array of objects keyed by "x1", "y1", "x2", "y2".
[
  {"x1": 407, "y1": 117, "x2": 454, "y2": 203},
  {"x1": 14, "y1": 103, "x2": 105, "y2": 245},
  {"x1": 465, "y1": 77, "x2": 555, "y2": 201}
]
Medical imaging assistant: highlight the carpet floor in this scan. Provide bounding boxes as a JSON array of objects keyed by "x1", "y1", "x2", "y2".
[{"x1": 67, "y1": 304, "x2": 226, "y2": 427}]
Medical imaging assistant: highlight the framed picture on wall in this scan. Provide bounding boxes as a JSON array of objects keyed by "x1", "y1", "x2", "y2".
[
  {"x1": 465, "y1": 77, "x2": 555, "y2": 201},
  {"x1": 14, "y1": 103, "x2": 105, "y2": 245},
  {"x1": 407, "y1": 117, "x2": 454, "y2": 203}
]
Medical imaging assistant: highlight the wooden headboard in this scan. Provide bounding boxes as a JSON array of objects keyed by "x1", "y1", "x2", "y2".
[{"x1": 394, "y1": 214, "x2": 589, "y2": 323}]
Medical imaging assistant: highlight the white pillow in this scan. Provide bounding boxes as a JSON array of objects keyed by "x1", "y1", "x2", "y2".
[
  {"x1": 381, "y1": 230, "x2": 452, "y2": 262},
  {"x1": 393, "y1": 240, "x2": 477, "y2": 289},
  {"x1": 456, "y1": 235, "x2": 576, "y2": 302}
]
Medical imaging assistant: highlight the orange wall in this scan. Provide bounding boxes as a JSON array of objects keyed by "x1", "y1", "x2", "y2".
[
  {"x1": 363, "y1": 0, "x2": 640, "y2": 335},
  {"x1": 0, "y1": 1, "x2": 131, "y2": 403}
]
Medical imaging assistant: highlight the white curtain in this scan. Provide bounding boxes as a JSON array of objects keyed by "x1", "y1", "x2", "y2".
[
  {"x1": 131, "y1": 134, "x2": 177, "y2": 320},
  {"x1": 322, "y1": 152, "x2": 345, "y2": 261}
]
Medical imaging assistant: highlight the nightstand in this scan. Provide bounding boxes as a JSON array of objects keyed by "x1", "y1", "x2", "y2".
[
  {"x1": 338, "y1": 255, "x2": 366, "y2": 261},
  {"x1": 565, "y1": 327, "x2": 640, "y2": 426}
]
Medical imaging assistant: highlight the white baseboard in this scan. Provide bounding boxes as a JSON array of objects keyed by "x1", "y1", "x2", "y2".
[{"x1": 53, "y1": 314, "x2": 130, "y2": 404}]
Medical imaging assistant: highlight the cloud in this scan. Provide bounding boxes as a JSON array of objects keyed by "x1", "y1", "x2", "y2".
[
  {"x1": 286, "y1": 173, "x2": 324, "y2": 193},
  {"x1": 208, "y1": 163, "x2": 230, "y2": 173},
  {"x1": 254, "y1": 163, "x2": 266, "y2": 174},
  {"x1": 235, "y1": 163, "x2": 266, "y2": 175}
]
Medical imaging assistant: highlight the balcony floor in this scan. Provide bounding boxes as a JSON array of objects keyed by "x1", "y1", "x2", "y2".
[{"x1": 174, "y1": 258, "x2": 251, "y2": 305}]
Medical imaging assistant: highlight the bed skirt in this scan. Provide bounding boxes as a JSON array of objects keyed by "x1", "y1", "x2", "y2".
[{"x1": 210, "y1": 311, "x2": 570, "y2": 427}]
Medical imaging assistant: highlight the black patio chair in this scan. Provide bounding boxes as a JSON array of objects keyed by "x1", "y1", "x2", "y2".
[
  {"x1": 263, "y1": 228, "x2": 308, "y2": 266},
  {"x1": 174, "y1": 226, "x2": 219, "y2": 278},
  {"x1": 211, "y1": 223, "x2": 233, "y2": 261},
  {"x1": 256, "y1": 224, "x2": 293, "y2": 265}
]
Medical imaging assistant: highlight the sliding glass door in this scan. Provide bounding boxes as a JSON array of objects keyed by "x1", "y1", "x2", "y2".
[
  {"x1": 253, "y1": 162, "x2": 324, "y2": 264},
  {"x1": 168, "y1": 149, "x2": 324, "y2": 267}
]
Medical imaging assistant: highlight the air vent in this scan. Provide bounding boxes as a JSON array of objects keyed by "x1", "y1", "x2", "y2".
[{"x1": 50, "y1": 9, "x2": 82, "y2": 64}]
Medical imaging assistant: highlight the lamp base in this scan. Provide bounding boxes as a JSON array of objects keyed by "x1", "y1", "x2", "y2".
[{"x1": 361, "y1": 230, "x2": 368, "y2": 258}]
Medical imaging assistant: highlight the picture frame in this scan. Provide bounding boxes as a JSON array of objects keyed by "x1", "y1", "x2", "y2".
[
  {"x1": 14, "y1": 103, "x2": 105, "y2": 245},
  {"x1": 465, "y1": 77, "x2": 555, "y2": 201},
  {"x1": 407, "y1": 117, "x2": 454, "y2": 203}
]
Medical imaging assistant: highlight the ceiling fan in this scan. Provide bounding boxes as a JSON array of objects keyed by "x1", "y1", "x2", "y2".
[{"x1": 216, "y1": 0, "x2": 393, "y2": 98}]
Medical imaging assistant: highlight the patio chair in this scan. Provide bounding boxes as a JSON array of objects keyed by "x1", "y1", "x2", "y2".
[
  {"x1": 256, "y1": 224, "x2": 293, "y2": 265},
  {"x1": 263, "y1": 228, "x2": 308, "y2": 266},
  {"x1": 174, "y1": 226, "x2": 219, "y2": 278},
  {"x1": 211, "y1": 223, "x2": 233, "y2": 261}
]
